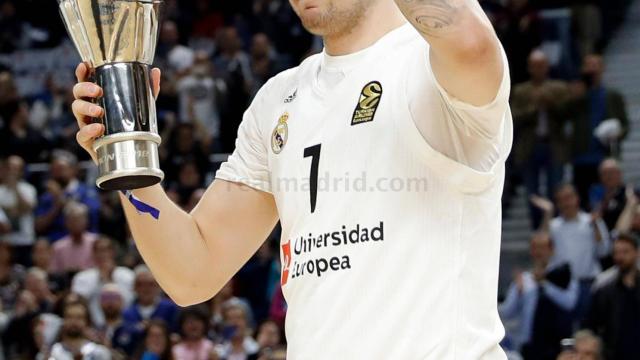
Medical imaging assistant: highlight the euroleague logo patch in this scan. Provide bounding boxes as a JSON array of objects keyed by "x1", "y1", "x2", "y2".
[
  {"x1": 351, "y1": 81, "x2": 383, "y2": 126},
  {"x1": 271, "y1": 112, "x2": 289, "y2": 154}
]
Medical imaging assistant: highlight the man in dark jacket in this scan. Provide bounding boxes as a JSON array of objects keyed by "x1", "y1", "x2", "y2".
[
  {"x1": 584, "y1": 233, "x2": 640, "y2": 360},
  {"x1": 565, "y1": 54, "x2": 628, "y2": 207}
]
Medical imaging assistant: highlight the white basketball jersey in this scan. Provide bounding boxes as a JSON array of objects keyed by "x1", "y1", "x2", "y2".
[{"x1": 217, "y1": 24, "x2": 513, "y2": 359}]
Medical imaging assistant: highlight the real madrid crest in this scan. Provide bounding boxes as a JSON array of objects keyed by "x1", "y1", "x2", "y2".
[{"x1": 271, "y1": 113, "x2": 289, "y2": 154}]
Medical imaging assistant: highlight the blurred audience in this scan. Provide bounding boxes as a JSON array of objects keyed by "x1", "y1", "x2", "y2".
[
  {"x1": 0, "y1": 155, "x2": 37, "y2": 266},
  {"x1": 132, "y1": 320, "x2": 174, "y2": 360},
  {"x1": 176, "y1": 51, "x2": 226, "y2": 149},
  {"x1": 615, "y1": 185, "x2": 640, "y2": 238},
  {"x1": 536, "y1": 184, "x2": 610, "y2": 325},
  {"x1": 48, "y1": 299, "x2": 111, "y2": 359},
  {"x1": 583, "y1": 233, "x2": 640, "y2": 360},
  {"x1": 566, "y1": 54, "x2": 628, "y2": 206},
  {"x1": 556, "y1": 329, "x2": 602, "y2": 360},
  {"x1": 0, "y1": 100, "x2": 48, "y2": 163},
  {"x1": 0, "y1": 0, "x2": 635, "y2": 357},
  {"x1": 0, "y1": 241, "x2": 24, "y2": 311},
  {"x1": 51, "y1": 202, "x2": 98, "y2": 275},
  {"x1": 512, "y1": 50, "x2": 569, "y2": 228},
  {"x1": 589, "y1": 158, "x2": 630, "y2": 231},
  {"x1": 35, "y1": 150, "x2": 100, "y2": 241},
  {"x1": 215, "y1": 299, "x2": 259, "y2": 359},
  {"x1": 173, "y1": 306, "x2": 216, "y2": 360},
  {"x1": 500, "y1": 232, "x2": 578, "y2": 359},
  {"x1": 72, "y1": 237, "x2": 134, "y2": 329},
  {"x1": 123, "y1": 266, "x2": 178, "y2": 332}
]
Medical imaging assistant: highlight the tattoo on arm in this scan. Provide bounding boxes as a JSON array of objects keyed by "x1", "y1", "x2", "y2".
[{"x1": 397, "y1": 0, "x2": 463, "y2": 37}]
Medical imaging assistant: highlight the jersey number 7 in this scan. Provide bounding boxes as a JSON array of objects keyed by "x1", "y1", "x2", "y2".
[{"x1": 304, "y1": 144, "x2": 321, "y2": 213}]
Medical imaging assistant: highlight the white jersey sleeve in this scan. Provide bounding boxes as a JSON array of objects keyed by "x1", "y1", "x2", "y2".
[
  {"x1": 406, "y1": 41, "x2": 512, "y2": 174},
  {"x1": 215, "y1": 81, "x2": 274, "y2": 193}
]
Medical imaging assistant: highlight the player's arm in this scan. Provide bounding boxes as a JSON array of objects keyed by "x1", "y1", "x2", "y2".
[
  {"x1": 395, "y1": 0, "x2": 503, "y2": 106},
  {"x1": 72, "y1": 64, "x2": 279, "y2": 307}
]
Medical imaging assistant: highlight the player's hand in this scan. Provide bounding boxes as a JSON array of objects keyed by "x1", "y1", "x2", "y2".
[{"x1": 72, "y1": 62, "x2": 161, "y2": 163}]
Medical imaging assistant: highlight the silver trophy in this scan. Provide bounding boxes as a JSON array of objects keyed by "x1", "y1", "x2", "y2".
[{"x1": 58, "y1": 0, "x2": 163, "y2": 190}]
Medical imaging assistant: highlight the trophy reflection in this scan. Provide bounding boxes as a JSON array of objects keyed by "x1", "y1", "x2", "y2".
[{"x1": 58, "y1": 0, "x2": 163, "y2": 191}]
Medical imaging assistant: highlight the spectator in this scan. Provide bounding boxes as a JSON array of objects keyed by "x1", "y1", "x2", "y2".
[
  {"x1": 209, "y1": 279, "x2": 253, "y2": 336},
  {"x1": 589, "y1": 158, "x2": 630, "y2": 231},
  {"x1": 96, "y1": 284, "x2": 125, "y2": 348},
  {"x1": 571, "y1": 3, "x2": 602, "y2": 61},
  {"x1": 133, "y1": 320, "x2": 174, "y2": 360},
  {"x1": 252, "y1": 319, "x2": 284, "y2": 359},
  {"x1": 566, "y1": 54, "x2": 628, "y2": 205},
  {"x1": 167, "y1": 160, "x2": 205, "y2": 207},
  {"x1": 0, "y1": 72, "x2": 18, "y2": 107},
  {"x1": 2, "y1": 290, "x2": 40, "y2": 358},
  {"x1": 511, "y1": 50, "x2": 570, "y2": 228},
  {"x1": 98, "y1": 191, "x2": 127, "y2": 247},
  {"x1": 48, "y1": 299, "x2": 111, "y2": 359},
  {"x1": 268, "y1": 285, "x2": 286, "y2": 329},
  {"x1": 556, "y1": 329, "x2": 602, "y2": 360},
  {"x1": 615, "y1": 185, "x2": 640, "y2": 238},
  {"x1": 173, "y1": 306, "x2": 216, "y2": 360},
  {"x1": 23, "y1": 267, "x2": 55, "y2": 313},
  {"x1": 34, "y1": 150, "x2": 100, "y2": 241},
  {"x1": 31, "y1": 238, "x2": 67, "y2": 294},
  {"x1": 190, "y1": 0, "x2": 224, "y2": 42},
  {"x1": 0, "y1": 1, "x2": 22, "y2": 53},
  {"x1": 31, "y1": 238, "x2": 52, "y2": 272},
  {"x1": 533, "y1": 184, "x2": 610, "y2": 323},
  {"x1": 215, "y1": 299, "x2": 259, "y2": 360},
  {"x1": 249, "y1": 33, "x2": 284, "y2": 98},
  {"x1": 0, "y1": 100, "x2": 48, "y2": 163},
  {"x1": 214, "y1": 26, "x2": 253, "y2": 152},
  {"x1": 500, "y1": 232, "x2": 578, "y2": 358},
  {"x1": 51, "y1": 202, "x2": 98, "y2": 275},
  {"x1": 176, "y1": 51, "x2": 227, "y2": 146},
  {"x1": 72, "y1": 237, "x2": 134, "y2": 329},
  {"x1": 499, "y1": 0, "x2": 542, "y2": 84},
  {"x1": 123, "y1": 266, "x2": 178, "y2": 331},
  {"x1": 161, "y1": 123, "x2": 210, "y2": 186},
  {"x1": 157, "y1": 20, "x2": 195, "y2": 77},
  {"x1": 0, "y1": 241, "x2": 24, "y2": 311},
  {"x1": 236, "y1": 242, "x2": 279, "y2": 324},
  {"x1": 0, "y1": 207, "x2": 8, "y2": 236},
  {"x1": 0, "y1": 155, "x2": 37, "y2": 265},
  {"x1": 583, "y1": 233, "x2": 640, "y2": 360}
]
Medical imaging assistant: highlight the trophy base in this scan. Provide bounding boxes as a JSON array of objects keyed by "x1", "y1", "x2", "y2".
[{"x1": 94, "y1": 132, "x2": 164, "y2": 191}]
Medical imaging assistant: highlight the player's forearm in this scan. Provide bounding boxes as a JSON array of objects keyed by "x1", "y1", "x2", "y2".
[{"x1": 119, "y1": 184, "x2": 217, "y2": 306}]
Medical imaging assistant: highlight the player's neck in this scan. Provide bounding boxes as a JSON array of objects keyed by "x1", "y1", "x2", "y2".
[{"x1": 323, "y1": 5, "x2": 406, "y2": 56}]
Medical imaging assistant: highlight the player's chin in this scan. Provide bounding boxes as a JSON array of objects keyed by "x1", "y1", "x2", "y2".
[{"x1": 300, "y1": 15, "x2": 327, "y2": 35}]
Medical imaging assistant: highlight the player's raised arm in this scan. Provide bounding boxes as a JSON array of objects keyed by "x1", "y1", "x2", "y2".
[
  {"x1": 72, "y1": 63, "x2": 279, "y2": 307},
  {"x1": 395, "y1": 0, "x2": 503, "y2": 106}
]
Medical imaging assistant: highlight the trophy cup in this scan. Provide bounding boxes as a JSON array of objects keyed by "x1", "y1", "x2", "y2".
[{"x1": 58, "y1": 0, "x2": 163, "y2": 190}]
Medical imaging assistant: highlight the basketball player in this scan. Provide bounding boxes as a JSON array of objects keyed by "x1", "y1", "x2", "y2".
[{"x1": 72, "y1": 0, "x2": 513, "y2": 358}]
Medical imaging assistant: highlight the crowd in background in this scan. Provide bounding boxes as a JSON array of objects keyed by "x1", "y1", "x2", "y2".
[{"x1": 0, "y1": 0, "x2": 638, "y2": 359}]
